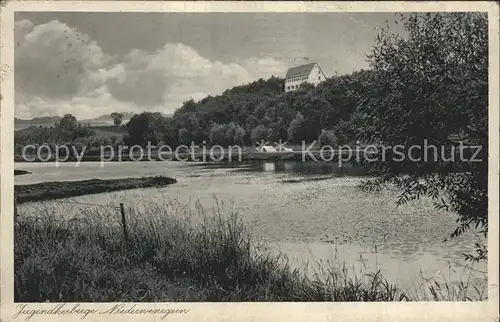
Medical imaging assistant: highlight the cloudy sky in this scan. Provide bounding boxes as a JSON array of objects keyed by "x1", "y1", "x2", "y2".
[{"x1": 14, "y1": 12, "x2": 405, "y2": 119}]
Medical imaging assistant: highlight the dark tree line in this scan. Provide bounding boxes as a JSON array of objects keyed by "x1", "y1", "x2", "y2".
[{"x1": 123, "y1": 73, "x2": 372, "y2": 148}]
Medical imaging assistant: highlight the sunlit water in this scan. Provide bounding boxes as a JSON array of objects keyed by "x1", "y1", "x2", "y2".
[{"x1": 15, "y1": 161, "x2": 488, "y2": 295}]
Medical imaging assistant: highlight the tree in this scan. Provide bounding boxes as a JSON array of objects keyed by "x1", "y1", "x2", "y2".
[
  {"x1": 287, "y1": 112, "x2": 306, "y2": 144},
  {"x1": 154, "y1": 116, "x2": 176, "y2": 146},
  {"x1": 225, "y1": 122, "x2": 237, "y2": 145},
  {"x1": 332, "y1": 119, "x2": 355, "y2": 146},
  {"x1": 245, "y1": 115, "x2": 259, "y2": 140},
  {"x1": 251, "y1": 125, "x2": 268, "y2": 143},
  {"x1": 358, "y1": 13, "x2": 488, "y2": 261},
  {"x1": 110, "y1": 112, "x2": 124, "y2": 126},
  {"x1": 209, "y1": 123, "x2": 227, "y2": 145},
  {"x1": 59, "y1": 114, "x2": 78, "y2": 131},
  {"x1": 234, "y1": 125, "x2": 246, "y2": 145},
  {"x1": 178, "y1": 128, "x2": 191, "y2": 146},
  {"x1": 126, "y1": 112, "x2": 161, "y2": 146},
  {"x1": 318, "y1": 129, "x2": 336, "y2": 147}
]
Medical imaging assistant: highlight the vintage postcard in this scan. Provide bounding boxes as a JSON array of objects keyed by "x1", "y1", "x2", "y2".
[{"x1": 1, "y1": 1, "x2": 499, "y2": 321}]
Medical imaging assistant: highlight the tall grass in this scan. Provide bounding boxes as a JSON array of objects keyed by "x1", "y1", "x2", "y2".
[
  {"x1": 15, "y1": 200, "x2": 409, "y2": 302},
  {"x1": 14, "y1": 200, "x2": 486, "y2": 302}
]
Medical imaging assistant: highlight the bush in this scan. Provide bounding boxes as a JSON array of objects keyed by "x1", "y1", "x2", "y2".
[
  {"x1": 358, "y1": 13, "x2": 488, "y2": 260},
  {"x1": 318, "y1": 129, "x2": 336, "y2": 147}
]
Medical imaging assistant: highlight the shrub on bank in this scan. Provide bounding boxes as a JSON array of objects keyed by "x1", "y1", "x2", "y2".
[{"x1": 15, "y1": 176, "x2": 177, "y2": 204}]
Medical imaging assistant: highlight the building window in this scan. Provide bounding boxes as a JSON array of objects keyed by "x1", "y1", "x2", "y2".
[{"x1": 318, "y1": 76, "x2": 321, "y2": 80}]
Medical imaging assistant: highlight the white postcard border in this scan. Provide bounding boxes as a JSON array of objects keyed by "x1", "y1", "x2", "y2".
[{"x1": 1, "y1": 2, "x2": 498, "y2": 322}]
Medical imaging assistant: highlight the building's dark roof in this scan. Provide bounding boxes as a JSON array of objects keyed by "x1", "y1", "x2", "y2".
[{"x1": 285, "y1": 62, "x2": 317, "y2": 79}]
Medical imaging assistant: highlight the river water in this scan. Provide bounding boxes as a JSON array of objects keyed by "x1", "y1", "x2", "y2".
[{"x1": 15, "y1": 160, "x2": 488, "y2": 295}]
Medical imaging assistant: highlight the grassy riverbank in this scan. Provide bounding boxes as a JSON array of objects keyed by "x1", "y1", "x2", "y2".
[
  {"x1": 15, "y1": 176, "x2": 177, "y2": 204},
  {"x1": 14, "y1": 201, "x2": 485, "y2": 302},
  {"x1": 14, "y1": 202, "x2": 407, "y2": 302}
]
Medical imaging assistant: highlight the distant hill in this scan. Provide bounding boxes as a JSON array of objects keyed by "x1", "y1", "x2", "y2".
[
  {"x1": 81, "y1": 112, "x2": 137, "y2": 123},
  {"x1": 15, "y1": 116, "x2": 61, "y2": 125},
  {"x1": 14, "y1": 111, "x2": 172, "y2": 129}
]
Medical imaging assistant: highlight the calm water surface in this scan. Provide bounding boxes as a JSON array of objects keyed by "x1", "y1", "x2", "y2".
[{"x1": 15, "y1": 161, "x2": 487, "y2": 292}]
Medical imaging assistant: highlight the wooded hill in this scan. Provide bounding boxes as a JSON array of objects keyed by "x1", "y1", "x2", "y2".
[{"x1": 124, "y1": 70, "x2": 373, "y2": 147}]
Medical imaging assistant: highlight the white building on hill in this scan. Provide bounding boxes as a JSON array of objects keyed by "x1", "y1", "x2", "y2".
[{"x1": 284, "y1": 62, "x2": 327, "y2": 92}]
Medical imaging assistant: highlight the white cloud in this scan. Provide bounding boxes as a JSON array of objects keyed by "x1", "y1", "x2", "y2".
[
  {"x1": 15, "y1": 20, "x2": 108, "y2": 102},
  {"x1": 15, "y1": 19, "x2": 35, "y2": 40},
  {"x1": 105, "y1": 43, "x2": 256, "y2": 110},
  {"x1": 15, "y1": 19, "x2": 287, "y2": 119}
]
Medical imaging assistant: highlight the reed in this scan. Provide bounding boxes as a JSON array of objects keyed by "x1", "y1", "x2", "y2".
[{"x1": 14, "y1": 200, "x2": 486, "y2": 302}]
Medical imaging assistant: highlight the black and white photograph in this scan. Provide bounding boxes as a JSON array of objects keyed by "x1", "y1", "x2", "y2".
[{"x1": 1, "y1": 1, "x2": 499, "y2": 321}]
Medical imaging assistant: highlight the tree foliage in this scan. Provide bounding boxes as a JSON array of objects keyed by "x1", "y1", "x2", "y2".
[
  {"x1": 143, "y1": 74, "x2": 369, "y2": 148},
  {"x1": 59, "y1": 114, "x2": 78, "y2": 132},
  {"x1": 110, "y1": 112, "x2": 124, "y2": 126},
  {"x1": 357, "y1": 13, "x2": 488, "y2": 260},
  {"x1": 318, "y1": 129, "x2": 336, "y2": 147},
  {"x1": 287, "y1": 112, "x2": 306, "y2": 144},
  {"x1": 14, "y1": 115, "x2": 95, "y2": 147},
  {"x1": 125, "y1": 112, "x2": 163, "y2": 146}
]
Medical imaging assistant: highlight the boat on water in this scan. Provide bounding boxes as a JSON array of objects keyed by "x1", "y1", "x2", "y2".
[
  {"x1": 255, "y1": 145, "x2": 276, "y2": 152},
  {"x1": 256, "y1": 145, "x2": 293, "y2": 153}
]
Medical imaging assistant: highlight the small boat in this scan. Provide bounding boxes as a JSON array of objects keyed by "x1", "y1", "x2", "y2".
[{"x1": 256, "y1": 145, "x2": 277, "y2": 152}]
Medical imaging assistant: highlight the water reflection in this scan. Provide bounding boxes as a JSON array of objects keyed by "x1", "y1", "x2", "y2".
[
  {"x1": 263, "y1": 162, "x2": 275, "y2": 172},
  {"x1": 197, "y1": 160, "x2": 370, "y2": 177}
]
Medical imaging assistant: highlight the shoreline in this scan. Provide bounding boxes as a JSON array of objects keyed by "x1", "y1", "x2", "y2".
[
  {"x1": 14, "y1": 169, "x2": 31, "y2": 176},
  {"x1": 13, "y1": 148, "x2": 373, "y2": 163},
  {"x1": 15, "y1": 176, "x2": 177, "y2": 204}
]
